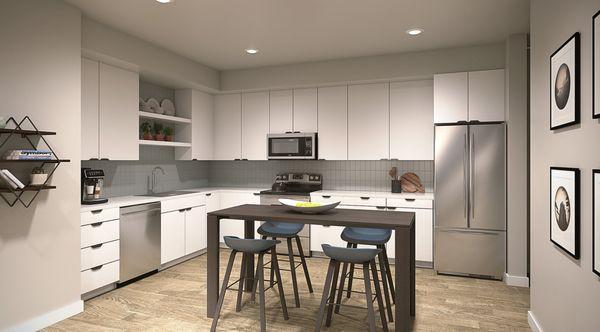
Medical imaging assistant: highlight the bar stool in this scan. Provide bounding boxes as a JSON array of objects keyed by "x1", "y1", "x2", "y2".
[
  {"x1": 315, "y1": 244, "x2": 388, "y2": 332},
  {"x1": 335, "y1": 227, "x2": 395, "y2": 322},
  {"x1": 211, "y1": 236, "x2": 289, "y2": 332},
  {"x1": 257, "y1": 221, "x2": 313, "y2": 307}
]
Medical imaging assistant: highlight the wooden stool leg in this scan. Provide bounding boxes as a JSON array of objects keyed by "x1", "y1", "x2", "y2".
[
  {"x1": 325, "y1": 261, "x2": 340, "y2": 327},
  {"x1": 362, "y1": 262, "x2": 377, "y2": 332},
  {"x1": 315, "y1": 260, "x2": 336, "y2": 332},
  {"x1": 271, "y1": 248, "x2": 289, "y2": 320},
  {"x1": 257, "y1": 253, "x2": 266, "y2": 332},
  {"x1": 286, "y1": 237, "x2": 301, "y2": 307},
  {"x1": 370, "y1": 259, "x2": 389, "y2": 332},
  {"x1": 210, "y1": 250, "x2": 237, "y2": 332},
  {"x1": 382, "y1": 246, "x2": 395, "y2": 303},
  {"x1": 346, "y1": 243, "x2": 357, "y2": 298},
  {"x1": 377, "y1": 245, "x2": 394, "y2": 322},
  {"x1": 295, "y1": 235, "x2": 313, "y2": 293},
  {"x1": 334, "y1": 243, "x2": 352, "y2": 313},
  {"x1": 270, "y1": 237, "x2": 276, "y2": 287},
  {"x1": 235, "y1": 253, "x2": 246, "y2": 312}
]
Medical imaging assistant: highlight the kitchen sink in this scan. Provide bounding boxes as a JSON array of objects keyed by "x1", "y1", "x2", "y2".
[{"x1": 137, "y1": 191, "x2": 198, "y2": 198}]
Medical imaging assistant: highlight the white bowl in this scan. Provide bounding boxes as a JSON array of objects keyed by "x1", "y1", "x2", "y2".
[{"x1": 278, "y1": 198, "x2": 340, "y2": 214}]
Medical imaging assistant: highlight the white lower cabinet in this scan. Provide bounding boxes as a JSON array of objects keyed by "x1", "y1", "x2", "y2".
[
  {"x1": 161, "y1": 209, "x2": 186, "y2": 264},
  {"x1": 219, "y1": 191, "x2": 260, "y2": 242},
  {"x1": 386, "y1": 207, "x2": 433, "y2": 263},
  {"x1": 310, "y1": 225, "x2": 346, "y2": 251},
  {"x1": 185, "y1": 205, "x2": 207, "y2": 255},
  {"x1": 81, "y1": 261, "x2": 120, "y2": 295}
]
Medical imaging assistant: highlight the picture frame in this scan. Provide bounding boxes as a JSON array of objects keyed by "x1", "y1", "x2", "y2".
[
  {"x1": 550, "y1": 167, "x2": 580, "y2": 259},
  {"x1": 550, "y1": 32, "x2": 580, "y2": 130},
  {"x1": 594, "y1": 10, "x2": 600, "y2": 118},
  {"x1": 592, "y1": 170, "x2": 600, "y2": 276}
]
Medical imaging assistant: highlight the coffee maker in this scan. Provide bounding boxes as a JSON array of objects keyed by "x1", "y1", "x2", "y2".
[{"x1": 81, "y1": 168, "x2": 108, "y2": 205}]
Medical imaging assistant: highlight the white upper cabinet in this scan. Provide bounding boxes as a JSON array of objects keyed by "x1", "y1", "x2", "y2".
[
  {"x1": 468, "y1": 69, "x2": 505, "y2": 122},
  {"x1": 348, "y1": 83, "x2": 389, "y2": 160},
  {"x1": 191, "y1": 90, "x2": 214, "y2": 160},
  {"x1": 242, "y1": 92, "x2": 269, "y2": 160},
  {"x1": 390, "y1": 80, "x2": 434, "y2": 160},
  {"x1": 434, "y1": 72, "x2": 468, "y2": 124},
  {"x1": 434, "y1": 70, "x2": 506, "y2": 123},
  {"x1": 293, "y1": 88, "x2": 318, "y2": 132},
  {"x1": 81, "y1": 58, "x2": 99, "y2": 160},
  {"x1": 317, "y1": 86, "x2": 347, "y2": 160},
  {"x1": 269, "y1": 90, "x2": 293, "y2": 133},
  {"x1": 98, "y1": 63, "x2": 139, "y2": 160},
  {"x1": 214, "y1": 94, "x2": 241, "y2": 160}
]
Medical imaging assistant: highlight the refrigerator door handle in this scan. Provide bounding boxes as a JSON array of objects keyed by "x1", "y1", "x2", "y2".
[
  {"x1": 463, "y1": 132, "x2": 468, "y2": 219},
  {"x1": 470, "y1": 131, "x2": 475, "y2": 223}
]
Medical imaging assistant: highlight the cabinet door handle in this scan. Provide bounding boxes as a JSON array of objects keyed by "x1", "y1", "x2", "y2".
[
  {"x1": 100, "y1": 158, "x2": 110, "y2": 161},
  {"x1": 91, "y1": 265, "x2": 104, "y2": 271},
  {"x1": 322, "y1": 195, "x2": 331, "y2": 199},
  {"x1": 387, "y1": 206, "x2": 397, "y2": 210},
  {"x1": 90, "y1": 243, "x2": 103, "y2": 249},
  {"x1": 178, "y1": 209, "x2": 186, "y2": 213},
  {"x1": 89, "y1": 158, "x2": 99, "y2": 161},
  {"x1": 187, "y1": 208, "x2": 192, "y2": 211},
  {"x1": 253, "y1": 192, "x2": 261, "y2": 196},
  {"x1": 91, "y1": 209, "x2": 103, "y2": 214},
  {"x1": 405, "y1": 198, "x2": 416, "y2": 202},
  {"x1": 360, "y1": 197, "x2": 370, "y2": 200},
  {"x1": 205, "y1": 193, "x2": 212, "y2": 196},
  {"x1": 234, "y1": 158, "x2": 241, "y2": 161},
  {"x1": 90, "y1": 222, "x2": 103, "y2": 227},
  {"x1": 376, "y1": 206, "x2": 386, "y2": 210}
]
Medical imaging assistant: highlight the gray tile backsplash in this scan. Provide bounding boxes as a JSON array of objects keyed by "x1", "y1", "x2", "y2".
[
  {"x1": 84, "y1": 150, "x2": 432, "y2": 197},
  {"x1": 208, "y1": 160, "x2": 433, "y2": 192}
]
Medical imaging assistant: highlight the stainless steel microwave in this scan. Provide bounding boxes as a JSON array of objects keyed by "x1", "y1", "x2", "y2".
[{"x1": 267, "y1": 132, "x2": 317, "y2": 160}]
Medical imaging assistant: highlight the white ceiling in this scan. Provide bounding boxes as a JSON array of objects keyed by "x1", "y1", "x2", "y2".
[{"x1": 66, "y1": 0, "x2": 530, "y2": 70}]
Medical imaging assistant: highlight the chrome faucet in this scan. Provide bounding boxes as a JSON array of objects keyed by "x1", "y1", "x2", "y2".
[{"x1": 149, "y1": 166, "x2": 165, "y2": 194}]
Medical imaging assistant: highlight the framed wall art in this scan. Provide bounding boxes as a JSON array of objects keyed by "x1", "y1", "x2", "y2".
[
  {"x1": 592, "y1": 170, "x2": 600, "y2": 276},
  {"x1": 550, "y1": 167, "x2": 580, "y2": 259},
  {"x1": 593, "y1": 10, "x2": 600, "y2": 118},
  {"x1": 550, "y1": 32, "x2": 580, "y2": 129}
]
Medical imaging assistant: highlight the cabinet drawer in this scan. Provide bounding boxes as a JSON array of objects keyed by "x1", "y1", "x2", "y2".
[
  {"x1": 386, "y1": 198, "x2": 432, "y2": 209},
  {"x1": 161, "y1": 195, "x2": 205, "y2": 213},
  {"x1": 81, "y1": 220, "x2": 119, "y2": 248},
  {"x1": 81, "y1": 260, "x2": 119, "y2": 294},
  {"x1": 81, "y1": 240, "x2": 119, "y2": 271},
  {"x1": 312, "y1": 194, "x2": 386, "y2": 207},
  {"x1": 81, "y1": 207, "x2": 119, "y2": 226},
  {"x1": 310, "y1": 225, "x2": 346, "y2": 251}
]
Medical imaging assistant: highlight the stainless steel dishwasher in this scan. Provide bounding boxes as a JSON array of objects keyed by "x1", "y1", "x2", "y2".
[{"x1": 119, "y1": 202, "x2": 161, "y2": 283}]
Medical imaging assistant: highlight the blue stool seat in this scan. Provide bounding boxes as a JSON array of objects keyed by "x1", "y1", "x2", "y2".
[
  {"x1": 321, "y1": 244, "x2": 381, "y2": 264},
  {"x1": 341, "y1": 227, "x2": 392, "y2": 245},
  {"x1": 257, "y1": 222, "x2": 304, "y2": 238},
  {"x1": 224, "y1": 236, "x2": 280, "y2": 253}
]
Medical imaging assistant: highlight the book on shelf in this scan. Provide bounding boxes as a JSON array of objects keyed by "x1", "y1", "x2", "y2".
[
  {"x1": 0, "y1": 169, "x2": 25, "y2": 189},
  {"x1": 2, "y1": 149, "x2": 53, "y2": 160}
]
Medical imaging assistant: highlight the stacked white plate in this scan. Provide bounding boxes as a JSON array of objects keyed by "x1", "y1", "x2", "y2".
[
  {"x1": 146, "y1": 98, "x2": 162, "y2": 114},
  {"x1": 161, "y1": 99, "x2": 176, "y2": 116}
]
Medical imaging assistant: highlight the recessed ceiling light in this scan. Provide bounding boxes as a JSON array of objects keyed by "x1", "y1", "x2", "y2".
[
  {"x1": 406, "y1": 28, "x2": 423, "y2": 36},
  {"x1": 155, "y1": 0, "x2": 173, "y2": 3},
  {"x1": 245, "y1": 48, "x2": 259, "y2": 55}
]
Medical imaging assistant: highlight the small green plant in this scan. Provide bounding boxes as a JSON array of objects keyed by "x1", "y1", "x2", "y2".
[
  {"x1": 31, "y1": 166, "x2": 46, "y2": 174},
  {"x1": 140, "y1": 121, "x2": 152, "y2": 134},
  {"x1": 153, "y1": 122, "x2": 164, "y2": 135},
  {"x1": 163, "y1": 126, "x2": 173, "y2": 136}
]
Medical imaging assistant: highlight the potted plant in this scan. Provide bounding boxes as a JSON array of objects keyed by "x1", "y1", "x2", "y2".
[
  {"x1": 140, "y1": 121, "x2": 153, "y2": 140},
  {"x1": 30, "y1": 166, "x2": 48, "y2": 186},
  {"x1": 164, "y1": 126, "x2": 174, "y2": 141},
  {"x1": 153, "y1": 123, "x2": 164, "y2": 141}
]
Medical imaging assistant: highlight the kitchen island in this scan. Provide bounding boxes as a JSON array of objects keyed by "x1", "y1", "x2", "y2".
[{"x1": 207, "y1": 204, "x2": 415, "y2": 331}]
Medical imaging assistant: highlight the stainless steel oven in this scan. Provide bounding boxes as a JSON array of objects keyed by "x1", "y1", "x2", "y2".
[{"x1": 267, "y1": 132, "x2": 317, "y2": 160}]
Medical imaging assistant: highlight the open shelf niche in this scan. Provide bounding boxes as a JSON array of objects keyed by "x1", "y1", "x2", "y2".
[
  {"x1": 138, "y1": 81, "x2": 192, "y2": 160},
  {"x1": 0, "y1": 116, "x2": 70, "y2": 207}
]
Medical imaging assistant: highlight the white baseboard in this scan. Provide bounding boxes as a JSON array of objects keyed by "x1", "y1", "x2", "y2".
[
  {"x1": 528, "y1": 310, "x2": 543, "y2": 332},
  {"x1": 4, "y1": 300, "x2": 83, "y2": 332},
  {"x1": 504, "y1": 272, "x2": 529, "y2": 287}
]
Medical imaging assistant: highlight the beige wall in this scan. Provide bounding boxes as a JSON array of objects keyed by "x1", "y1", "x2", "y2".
[
  {"x1": 83, "y1": 17, "x2": 220, "y2": 92},
  {"x1": 506, "y1": 34, "x2": 530, "y2": 281},
  {"x1": 530, "y1": 0, "x2": 600, "y2": 331},
  {"x1": 220, "y1": 43, "x2": 506, "y2": 91},
  {"x1": 0, "y1": 0, "x2": 82, "y2": 329}
]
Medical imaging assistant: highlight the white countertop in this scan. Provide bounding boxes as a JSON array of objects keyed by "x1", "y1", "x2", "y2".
[
  {"x1": 80, "y1": 187, "x2": 268, "y2": 212},
  {"x1": 311, "y1": 189, "x2": 434, "y2": 200}
]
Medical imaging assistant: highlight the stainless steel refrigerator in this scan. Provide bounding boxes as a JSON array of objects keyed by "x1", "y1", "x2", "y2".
[{"x1": 434, "y1": 123, "x2": 506, "y2": 279}]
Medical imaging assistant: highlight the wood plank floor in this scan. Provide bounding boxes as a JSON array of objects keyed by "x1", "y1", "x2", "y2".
[{"x1": 45, "y1": 251, "x2": 530, "y2": 331}]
